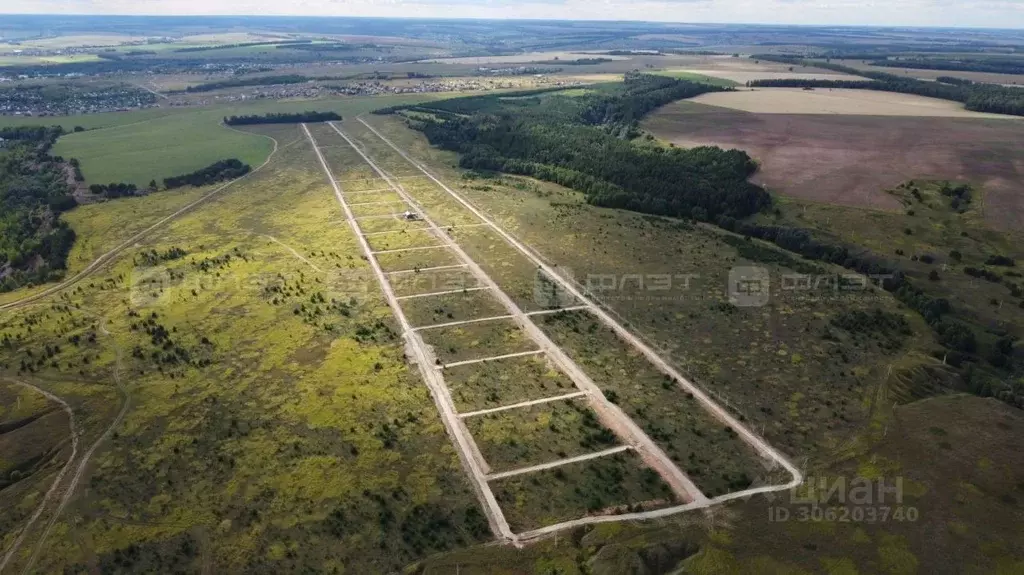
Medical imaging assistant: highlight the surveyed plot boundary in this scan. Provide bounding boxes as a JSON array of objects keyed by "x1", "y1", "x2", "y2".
[
  {"x1": 305, "y1": 122, "x2": 727, "y2": 546},
  {"x1": 350, "y1": 116, "x2": 805, "y2": 541}
]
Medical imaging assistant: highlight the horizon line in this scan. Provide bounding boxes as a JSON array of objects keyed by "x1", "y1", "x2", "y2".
[{"x1": 0, "y1": 13, "x2": 1022, "y2": 32}]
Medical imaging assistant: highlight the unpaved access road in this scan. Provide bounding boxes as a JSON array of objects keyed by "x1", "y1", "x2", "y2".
[
  {"x1": 356, "y1": 117, "x2": 805, "y2": 534},
  {"x1": 330, "y1": 121, "x2": 709, "y2": 511}
]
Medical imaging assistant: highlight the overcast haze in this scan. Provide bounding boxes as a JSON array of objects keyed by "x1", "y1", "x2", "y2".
[{"x1": 2, "y1": 0, "x2": 1024, "y2": 28}]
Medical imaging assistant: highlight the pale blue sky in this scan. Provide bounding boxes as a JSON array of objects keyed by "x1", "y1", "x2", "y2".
[{"x1": 3, "y1": 0, "x2": 1024, "y2": 28}]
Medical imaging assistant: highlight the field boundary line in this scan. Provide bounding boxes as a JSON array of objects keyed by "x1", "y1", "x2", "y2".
[
  {"x1": 439, "y1": 349, "x2": 545, "y2": 368},
  {"x1": 362, "y1": 227, "x2": 432, "y2": 237},
  {"x1": 396, "y1": 286, "x2": 490, "y2": 300},
  {"x1": 459, "y1": 391, "x2": 588, "y2": 419},
  {"x1": 356, "y1": 116, "x2": 803, "y2": 498},
  {"x1": 486, "y1": 446, "x2": 632, "y2": 481},
  {"x1": 387, "y1": 264, "x2": 468, "y2": 275},
  {"x1": 371, "y1": 245, "x2": 449, "y2": 255},
  {"x1": 348, "y1": 199, "x2": 409, "y2": 207},
  {"x1": 342, "y1": 188, "x2": 394, "y2": 194},
  {"x1": 354, "y1": 213, "x2": 405, "y2": 221},
  {"x1": 525, "y1": 306, "x2": 591, "y2": 317},
  {"x1": 262, "y1": 235, "x2": 323, "y2": 272},
  {"x1": 412, "y1": 314, "x2": 515, "y2": 331}
]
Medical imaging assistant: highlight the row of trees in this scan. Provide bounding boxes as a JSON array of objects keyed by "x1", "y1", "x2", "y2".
[
  {"x1": 87, "y1": 159, "x2": 251, "y2": 198},
  {"x1": 185, "y1": 74, "x2": 312, "y2": 93},
  {"x1": 174, "y1": 39, "x2": 312, "y2": 53},
  {"x1": 88, "y1": 182, "x2": 139, "y2": 198},
  {"x1": 749, "y1": 55, "x2": 1024, "y2": 116},
  {"x1": 163, "y1": 159, "x2": 251, "y2": 189},
  {"x1": 869, "y1": 57, "x2": 1024, "y2": 76},
  {"x1": 223, "y1": 111, "x2": 342, "y2": 125}
]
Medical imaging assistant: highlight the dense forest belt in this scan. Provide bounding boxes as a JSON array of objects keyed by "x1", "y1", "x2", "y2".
[
  {"x1": 377, "y1": 74, "x2": 770, "y2": 221},
  {"x1": 749, "y1": 54, "x2": 1024, "y2": 116},
  {"x1": 0, "y1": 126, "x2": 77, "y2": 291},
  {"x1": 869, "y1": 58, "x2": 1024, "y2": 76},
  {"x1": 223, "y1": 111, "x2": 342, "y2": 125}
]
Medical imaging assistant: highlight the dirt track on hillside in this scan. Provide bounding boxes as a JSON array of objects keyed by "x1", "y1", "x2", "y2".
[{"x1": 644, "y1": 102, "x2": 1024, "y2": 230}]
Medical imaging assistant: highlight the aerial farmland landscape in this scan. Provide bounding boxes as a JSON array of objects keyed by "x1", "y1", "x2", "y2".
[{"x1": 0, "y1": 6, "x2": 1023, "y2": 575}]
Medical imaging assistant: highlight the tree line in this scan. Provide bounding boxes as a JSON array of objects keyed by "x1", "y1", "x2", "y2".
[
  {"x1": 174, "y1": 39, "x2": 313, "y2": 53},
  {"x1": 163, "y1": 159, "x2": 251, "y2": 189},
  {"x1": 185, "y1": 74, "x2": 313, "y2": 93},
  {"x1": 869, "y1": 57, "x2": 1024, "y2": 76},
  {"x1": 748, "y1": 55, "x2": 1024, "y2": 116},
  {"x1": 88, "y1": 182, "x2": 139, "y2": 199},
  {"x1": 379, "y1": 75, "x2": 769, "y2": 222},
  {"x1": 223, "y1": 111, "x2": 342, "y2": 125},
  {"x1": 87, "y1": 159, "x2": 251, "y2": 198}
]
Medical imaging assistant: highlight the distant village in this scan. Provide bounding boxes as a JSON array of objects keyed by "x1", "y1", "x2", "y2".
[{"x1": 0, "y1": 84, "x2": 158, "y2": 116}]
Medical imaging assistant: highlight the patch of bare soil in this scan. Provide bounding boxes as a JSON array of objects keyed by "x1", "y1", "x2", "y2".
[{"x1": 644, "y1": 102, "x2": 1024, "y2": 229}]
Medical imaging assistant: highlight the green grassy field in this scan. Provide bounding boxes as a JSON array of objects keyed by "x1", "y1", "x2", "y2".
[
  {"x1": 0, "y1": 123, "x2": 491, "y2": 573},
  {"x1": 401, "y1": 290, "x2": 507, "y2": 328},
  {"x1": 466, "y1": 398, "x2": 621, "y2": 472},
  {"x1": 761, "y1": 181, "x2": 1024, "y2": 396},
  {"x1": 445, "y1": 354, "x2": 576, "y2": 412},
  {"x1": 4, "y1": 78, "x2": 1022, "y2": 574},
  {"x1": 54, "y1": 114, "x2": 275, "y2": 186},
  {"x1": 491, "y1": 450, "x2": 678, "y2": 532},
  {"x1": 30, "y1": 93, "x2": 473, "y2": 186}
]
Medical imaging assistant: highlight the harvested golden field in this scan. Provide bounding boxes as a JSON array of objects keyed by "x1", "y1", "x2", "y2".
[{"x1": 687, "y1": 87, "x2": 1022, "y2": 118}]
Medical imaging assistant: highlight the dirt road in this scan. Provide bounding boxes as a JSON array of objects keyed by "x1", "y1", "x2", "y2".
[
  {"x1": 355, "y1": 117, "x2": 805, "y2": 521},
  {"x1": 331, "y1": 122, "x2": 709, "y2": 507},
  {"x1": 303, "y1": 124, "x2": 516, "y2": 543},
  {"x1": 0, "y1": 380, "x2": 78, "y2": 574}
]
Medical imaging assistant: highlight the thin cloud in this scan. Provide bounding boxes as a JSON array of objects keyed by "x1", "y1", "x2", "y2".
[{"x1": 2, "y1": 0, "x2": 1023, "y2": 27}]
